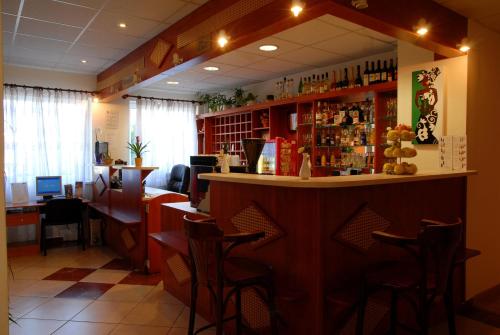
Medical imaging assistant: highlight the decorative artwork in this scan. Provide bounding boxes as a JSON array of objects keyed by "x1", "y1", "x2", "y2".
[{"x1": 412, "y1": 67, "x2": 443, "y2": 144}]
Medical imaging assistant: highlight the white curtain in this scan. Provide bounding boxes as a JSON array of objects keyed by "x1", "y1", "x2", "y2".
[
  {"x1": 3, "y1": 86, "x2": 93, "y2": 201},
  {"x1": 136, "y1": 99, "x2": 197, "y2": 188}
]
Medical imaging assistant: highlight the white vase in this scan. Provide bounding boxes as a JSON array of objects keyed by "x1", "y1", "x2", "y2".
[{"x1": 299, "y1": 153, "x2": 311, "y2": 180}]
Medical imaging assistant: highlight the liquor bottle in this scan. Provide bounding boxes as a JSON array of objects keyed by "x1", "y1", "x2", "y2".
[
  {"x1": 394, "y1": 58, "x2": 398, "y2": 81},
  {"x1": 363, "y1": 61, "x2": 370, "y2": 86},
  {"x1": 315, "y1": 101, "x2": 322, "y2": 126},
  {"x1": 311, "y1": 75, "x2": 316, "y2": 94},
  {"x1": 325, "y1": 131, "x2": 330, "y2": 146},
  {"x1": 319, "y1": 74, "x2": 325, "y2": 94},
  {"x1": 298, "y1": 77, "x2": 303, "y2": 95},
  {"x1": 330, "y1": 153, "x2": 335, "y2": 166},
  {"x1": 321, "y1": 130, "x2": 326, "y2": 146},
  {"x1": 342, "y1": 110, "x2": 353, "y2": 125},
  {"x1": 316, "y1": 130, "x2": 321, "y2": 146},
  {"x1": 324, "y1": 72, "x2": 329, "y2": 93},
  {"x1": 329, "y1": 130, "x2": 335, "y2": 146},
  {"x1": 355, "y1": 65, "x2": 363, "y2": 87},
  {"x1": 343, "y1": 68, "x2": 349, "y2": 89},
  {"x1": 360, "y1": 129, "x2": 367, "y2": 145},
  {"x1": 321, "y1": 153, "x2": 327, "y2": 167},
  {"x1": 330, "y1": 70, "x2": 337, "y2": 91},
  {"x1": 337, "y1": 69, "x2": 342, "y2": 90},
  {"x1": 375, "y1": 60, "x2": 381, "y2": 83},
  {"x1": 349, "y1": 66, "x2": 355, "y2": 88},
  {"x1": 388, "y1": 59, "x2": 394, "y2": 82},
  {"x1": 369, "y1": 61, "x2": 375, "y2": 84},
  {"x1": 381, "y1": 60, "x2": 388, "y2": 82}
]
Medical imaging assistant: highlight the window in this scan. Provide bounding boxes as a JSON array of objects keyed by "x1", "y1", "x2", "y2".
[
  {"x1": 3, "y1": 86, "x2": 93, "y2": 201},
  {"x1": 130, "y1": 98, "x2": 197, "y2": 188}
]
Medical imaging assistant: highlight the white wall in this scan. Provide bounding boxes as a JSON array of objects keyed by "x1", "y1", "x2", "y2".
[{"x1": 397, "y1": 43, "x2": 468, "y2": 170}]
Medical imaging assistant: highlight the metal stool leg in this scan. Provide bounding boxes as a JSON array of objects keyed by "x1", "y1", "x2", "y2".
[
  {"x1": 188, "y1": 281, "x2": 198, "y2": 335},
  {"x1": 235, "y1": 288, "x2": 243, "y2": 335}
]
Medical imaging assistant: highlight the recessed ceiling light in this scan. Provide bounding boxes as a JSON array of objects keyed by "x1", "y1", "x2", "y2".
[
  {"x1": 415, "y1": 18, "x2": 430, "y2": 37},
  {"x1": 203, "y1": 66, "x2": 219, "y2": 71},
  {"x1": 217, "y1": 30, "x2": 229, "y2": 48},
  {"x1": 81, "y1": 59, "x2": 87, "y2": 63},
  {"x1": 118, "y1": 22, "x2": 127, "y2": 28},
  {"x1": 167, "y1": 81, "x2": 179, "y2": 85},
  {"x1": 259, "y1": 44, "x2": 278, "y2": 52},
  {"x1": 416, "y1": 27, "x2": 428, "y2": 36},
  {"x1": 291, "y1": 0, "x2": 304, "y2": 17},
  {"x1": 459, "y1": 45, "x2": 470, "y2": 53}
]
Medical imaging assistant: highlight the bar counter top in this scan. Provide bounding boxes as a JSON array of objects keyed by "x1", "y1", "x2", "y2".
[{"x1": 199, "y1": 170, "x2": 477, "y2": 188}]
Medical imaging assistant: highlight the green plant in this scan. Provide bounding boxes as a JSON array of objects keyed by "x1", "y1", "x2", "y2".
[
  {"x1": 246, "y1": 92, "x2": 257, "y2": 103},
  {"x1": 233, "y1": 88, "x2": 246, "y2": 107},
  {"x1": 197, "y1": 93, "x2": 229, "y2": 112},
  {"x1": 127, "y1": 136, "x2": 149, "y2": 158}
]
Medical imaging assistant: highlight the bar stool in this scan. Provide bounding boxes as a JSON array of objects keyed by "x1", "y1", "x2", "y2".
[
  {"x1": 356, "y1": 218, "x2": 463, "y2": 335},
  {"x1": 183, "y1": 215, "x2": 279, "y2": 335}
]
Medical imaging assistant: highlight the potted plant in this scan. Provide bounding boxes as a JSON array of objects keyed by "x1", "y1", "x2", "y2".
[
  {"x1": 102, "y1": 153, "x2": 113, "y2": 166},
  {"x1": 233, "y1": 88, "x2": 246, "y2": 107},
  {"x1": 127, "y1": 136, "x2": 149, "y2": 167},
  {"x1": 246, "y1": 92, "x2": 257, "y2": 105}
]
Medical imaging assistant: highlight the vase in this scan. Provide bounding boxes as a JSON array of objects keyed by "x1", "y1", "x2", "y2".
[
  {"x1": 299, "y1": 153, "x2": 311, "y2": 180},
  {"x1": 241, "y1": 138, "x2": 266, "y2": 174},
  {"x1": 135, "y1": 157, "x2": 142, "y2": 167},
  {"x1": 221, "y1": 154, "x2": 230, "y2": 174}
]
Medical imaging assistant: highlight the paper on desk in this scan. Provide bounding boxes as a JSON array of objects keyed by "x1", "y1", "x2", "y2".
[{"x1": 11, "y1": 182, "x2": 29, "y2": 203}]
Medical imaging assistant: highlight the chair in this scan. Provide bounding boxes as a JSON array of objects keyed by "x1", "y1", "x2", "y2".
[
  {"x1": 166, "y1": 164, "x2": 190, "y2": 194},
  {"x1": 183, "y1": 215, "x2": 279, "y2": 335},
  {"x1": 41, "y1": 198, "x2": 84, "y2": 256},
  {"x1": 356, "y1": 218, "x2": 463, "y2": 335}
]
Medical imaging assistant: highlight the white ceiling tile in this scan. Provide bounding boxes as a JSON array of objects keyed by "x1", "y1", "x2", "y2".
[
  {"x1": 211, "y1": 50, "x2": 267, "y2": 67},
  {"x1": 164, "y1": 2, "x2": 198, "y2": 24},
  {"x1": 142, "y1": 23, "x2": 169, "y2": 39},
  {"x1": 57, "y1": 0, "x2": 108, "y2": 10},
  {"x1": 3, "y1": 32, "x2": 13, "y2": 57},
  {"x1": 79, "y1": 29, "x2": 146, "y2": 49},
  {"x1": 54, "y1": 64, "x2": 101, "y2": 74},
  {"x1": 104, "y1": 0, "x2": 186, "y2": 22},
  {"x1": 314, "y1": 32, "x2": 394, "y2": 59},
  {"x1": 279, "y1": 47, "x2": 348, "y2": 67},
  {"x1": 90, "y1": 10, "x2": 161, "y2": 38},
  {"x1": 67, "y1": 43, "x2": 128, "y2": 60},
  {"x1": 9, "y1": 45, "x2": 63, "y2": 62},
  {"x1": 357, "y1": 28, "x2": 397, "y2": 43},
  {"x1": 247, "y1": 58, "x2": 312, "y2": 74},
  {"x1": 203, "y1": 75, "x2": 255, "y2": 86},
  {"x1": 18, "y1": 17, "x2": 82, "y2": 42},
  {"x1": 224, "y1": 67, "x2": 276, "y2": 81},
  {"x1": 22, "y1": 0, "x2": 97, "y2": 28},
  {"x1": 58, "y1": 54, "x2": 110, "y2": 68},
  {"x1": 238, "y1": 36, "x2": 304, "y2": 56},
  {"x1": 13, "y1": 34, "x2": 71, "y2": 52},
  {"x1": 6, "y1": 56, "x2": 57, "y2": 69},
  {"x1": 190, "y1": 62, "x2": 238, "y2": 75},
  {"x1": 2, "y1": 13, "x2": 17, "y2": 32},
  {"x1": 274, "y1": 19, "x2": 350, "y2": 46},
  {"x1": 2, "y1": 0, "x2": 21, "y2": 15},
  {"x1": 317, "y1": 14, "x2": 365, "y2": 32}
]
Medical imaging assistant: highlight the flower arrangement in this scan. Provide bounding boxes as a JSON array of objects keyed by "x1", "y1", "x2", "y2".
[{"x1": 127, "y1": 136, "x2": 149, "y2": 158}]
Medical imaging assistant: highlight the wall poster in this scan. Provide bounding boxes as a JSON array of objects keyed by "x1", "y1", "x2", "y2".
[{"x1": 412, "y1": 67, "x2": 443, "y2": 144}]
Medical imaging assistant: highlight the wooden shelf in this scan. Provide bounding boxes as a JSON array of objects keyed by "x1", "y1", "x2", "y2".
[
  {"x1": 253, "y1": 127, "x2": 270, "y2": 131},
  {"x1": 149, "y1": 231, "x2": 188, "y2": 256},
  {"x1": 88, "y1": 203, "x2": 140, "y2": 226}
]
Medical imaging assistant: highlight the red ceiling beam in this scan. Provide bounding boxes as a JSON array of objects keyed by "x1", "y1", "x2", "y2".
[{"x1": 96, "y1": 0, "x2": 467, "y2": 101}]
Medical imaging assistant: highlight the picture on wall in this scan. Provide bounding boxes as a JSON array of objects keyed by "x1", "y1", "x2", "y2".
[{"x1": 412, "y1": 67, "x2": 443, "y2": 144}]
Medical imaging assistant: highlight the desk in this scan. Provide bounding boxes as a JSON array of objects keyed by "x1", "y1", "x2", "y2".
[{"x1": 6, "y1": 198, "x2": 90, "y2": 257}]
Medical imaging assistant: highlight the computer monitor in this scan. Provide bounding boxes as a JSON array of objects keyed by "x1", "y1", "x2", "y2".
[{"x1": 36, "y1": 176, "x2": 62, "y2": 200}]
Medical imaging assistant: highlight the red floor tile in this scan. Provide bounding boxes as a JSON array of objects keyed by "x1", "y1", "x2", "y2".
[
  {"x1": 55, "y1": 282, "x2": 114, "y2": 300},
  {"x1": 101, "y1": 258, "x2": 132, "y2": 270},
  {"x1": 43, "y1": 267, "x2": 96, "y2": 281},
  {"x1": 119, "y1": 272, "x2": 162, "y2": 286}
]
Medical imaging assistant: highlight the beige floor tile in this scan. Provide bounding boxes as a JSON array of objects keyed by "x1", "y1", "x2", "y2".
[
  {"x1": 9, "y1": 296, "x2": 50, "y2": 318},
  {"x1": 142, "y1": 286, "x2": 185, "y2": 305},
  {"x1": 8, "y1": 279, "x2": 38, "y2": 296},
  {"x1": 168, "y1": 327, "x2": 216, "y2": 335},
  {"x1": 111, "y1": 324, "x2": 171, "y2": 335},
  {"x1": 14, "y1": 280, "x2": 76, "y2": 297},
  {"x1": 8, "y1": 256, "x2": 42, "y2": 271},
  {"x1": 98, "y1": 284, "x2": 154, "y2": 302},
  {"x1": 122, "y1": 302, "x2": 184, "y2": 327},
  {"x1": 9, "y1": 318, "x2": 65, "y2": 335},
  {"x1": 173, "y1": 308, "x2": 209, "y2": 329},
  {"x1": 80, "y1": 269, "x2": 130, "y2": 284},
  {"x1": 53, "y1": 321, "x2": 117, "y2": 335},
  {"x1": 71, "y1": 256, "x2": 114, "y2": 269},
  {"x1": 13, "y1": 266, "x2": 62, "y2": 280},
  {"x1": 72, "y1": 300, "x2": 137, "y2": 323},
  {"x1": 24, "y1": 298, "x2": 93, "y2": 320}
]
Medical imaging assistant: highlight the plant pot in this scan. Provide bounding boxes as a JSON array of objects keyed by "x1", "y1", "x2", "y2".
[
  {"x1": 135, "y1": 157, "x2": 142, "y2": 167},
  {"x1": 103, "y1": 158, "x2": 113, "y2": 166}
]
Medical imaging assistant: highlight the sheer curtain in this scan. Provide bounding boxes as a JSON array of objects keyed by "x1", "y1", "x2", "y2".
[
  {"x1": 3, "y1": 86, "x2": 93, "y2": 201},
  {"x1": 136, "y1": 99, "x2": 197, "y2": 188}
]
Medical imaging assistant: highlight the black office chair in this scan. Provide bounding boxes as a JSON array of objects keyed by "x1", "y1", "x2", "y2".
[
  {"x1": 166, "y1": 164, "x2": 190, "y2": 194},
  {"x1": 41, "y1": 198, "x2": 84, "y2": 256}
]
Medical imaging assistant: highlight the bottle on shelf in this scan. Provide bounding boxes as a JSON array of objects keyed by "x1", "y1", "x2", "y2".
[
  {"x1": 311, "y1": 75, "x2": 316, "y2": 94},
  {"x1": 375, "y1": 60, "x2": 381, "y2": 84},
  {"x1": 298, "y1": 77, "x2": 303, "y2": 95},
  {"x1": 337, "y1": 69, "x2": 343, "y2": 90},
  {"x1": 382, "y1": 60, "x2": 388, "y2": 82},
  {"x1": 394, "y1": 58, "x2": 398, "y2": 81},
  {"x1": 330, "y1": 153, "x2": 335, "y2": 166},
  {"x1": 349, "y1": 66, "x2": 355, "y2": 88},
  {"x1": 363, "y1": 61, "x2": 370, "y2": 86},
  {"x1": 324, "y1": 72, "x2": 329, "y2": 93},
  {"x1": 321, "y1": 153, "x2": 327, "y2": 166},
  {"x1": 319, "y1": 74, "x2": 325, "y2": 94},
  {"x1": 343, "y1": 68, "x2": 349, "y2": 89},
  {"x1": 330, "y1": 70, "x2": 337, "y2": 91},
  {"x1": 369, "y1": 61, "x2": 375, "y2": 85},
  {"x1": 355, "y1": 65, "x2": 363, "y2": 87},
  {"x1": 388, "y1": 59, "x2": 395, "y2": 82},
  {"x1": 315, "y1": 101, "x2": 322, "y2": 126}
]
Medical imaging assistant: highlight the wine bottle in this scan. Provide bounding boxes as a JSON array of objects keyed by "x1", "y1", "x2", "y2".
[
  {"x1": 324, "y1": 72, "x2": 329, "y2": 93},
  {"x1": 355, "y1": 65, "x2": 363, "y2": 87},
  {"x1": 349, "y1": 66, "x2": 355, "y2": 88},
  {"x1": 319, "y1": 74, "x2": 325, "y2": 94},
  {"x1": 311, "y1": 74, "x2": 316, "y2": 94},
  {"x1": 375, "y1": 60, "x2": 381, "y2": 84},
  {"x1": 337, "y1": 69, "x2": 342, "y2": 90},
  {"x1": 298, "y1": 77, "x2": 303, "y2": 95},
  {"x1": 388, "y1": 59, "x2": 394, "y2": 82},
  {"x1": 330, "y1": 70, "x2": 337, "y2": 91},
  {"x1": 343, "y1": 68, "x2": 349, "y2": 89},
  {"x1": 363, "y1": 61, "x2": 369, "y2": 86},
  {"x1": 382, "y1": 60, "x2": 388, "y2": 82},
  {"x1": 369, "y1": 61, "x2": 375, "y2": 85},
  {"x1": 394, "y1": 58, "x2": 398, "y2": 81}
]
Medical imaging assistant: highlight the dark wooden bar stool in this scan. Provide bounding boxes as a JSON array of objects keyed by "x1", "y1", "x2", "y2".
[
  {"x1": 183, "y1": 215, "x2": 279, "y2": 335},
  {"x1": 356, "y1": 218, "x2": 463, "y2": 335}
]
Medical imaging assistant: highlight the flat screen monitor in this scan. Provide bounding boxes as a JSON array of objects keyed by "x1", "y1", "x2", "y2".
[{"x1": 36, "y1": 176, "x2": 62, "y2": 199}]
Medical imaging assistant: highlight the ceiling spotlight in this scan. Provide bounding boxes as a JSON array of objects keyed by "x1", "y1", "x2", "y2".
[
  {"x1": 217, "y1": 30, "x2": 229, "y2": 48},
  {"x1": 291, "y1": 0, "x2": 304, "y2": 17},
  {"x1": 259, "y1": 44, "x2": 278, "y2": 52},
  {"x1": 458, "y1": 38, "x2": 471, "y2": 53},
  {"x1": 81, "y1": 59, "x2": 87, "y2": 63},
  {"x1": 118, "y1": 22, "x2": 127, "y2": 28},
  {"x1": 351, "y1": 0, "x2": 368, "y2": 9},
  {"x1": 415, "y1": 18, "x2": 430, "y2": 36},
  {"x1": 204, "y1": 66, "x2": 219, "y2": 71},
  {"x1": 459, "y1": 45, "x2": 470, "y2": 53},
  {"x1": 167, "y1": 81, "x2": 179, "y2": 85}
]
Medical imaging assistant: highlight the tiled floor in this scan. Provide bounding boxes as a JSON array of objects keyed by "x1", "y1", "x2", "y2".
[
  {"x1": 7, "y1": 246, "x2": 499, "y2": 335},
  {"x1": 8, "y1": 246, "x2": 213, "y2": 335}
]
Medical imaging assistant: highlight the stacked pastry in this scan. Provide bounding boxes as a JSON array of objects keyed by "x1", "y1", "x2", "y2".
[{"x1": 383, "y1": 124, "x2": 418, "y2": 175}]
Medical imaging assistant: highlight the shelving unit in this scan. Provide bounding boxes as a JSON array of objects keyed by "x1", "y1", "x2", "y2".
[{"x1": 196, "y1": 81, "x2": 397, "y2": 176}]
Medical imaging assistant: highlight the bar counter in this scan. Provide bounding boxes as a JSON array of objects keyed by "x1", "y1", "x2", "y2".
[{"x1": 193, "y1": 170, "x2": 475, "y2": 334}]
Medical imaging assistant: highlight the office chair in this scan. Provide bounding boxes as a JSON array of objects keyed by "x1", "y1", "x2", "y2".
[
  {"x1": 166, "y1": 164, "x2": 190, "y2": 194},
  {"x1": 41, "y1": 198, "x2": 84, "y2": 256}
]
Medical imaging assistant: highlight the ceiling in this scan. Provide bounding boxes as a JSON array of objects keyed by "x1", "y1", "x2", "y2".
[
  {"x1": 145, "y1": 14, "x2": 397, "y2": 95},
  {"x1": 433, "y1": 0, "x2": 500, "y2": 34},
  {"x1": 2, "y1": 0, "x2": 208, "y2": 74}
]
